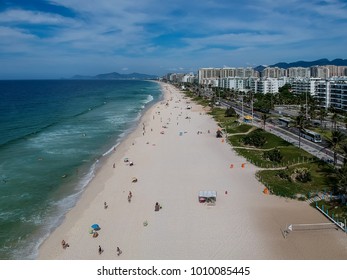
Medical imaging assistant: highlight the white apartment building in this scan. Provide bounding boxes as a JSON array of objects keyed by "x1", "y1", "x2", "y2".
[
  {"x1": 182, "y1": 73, "x2": 196, "y2": 83},
  {"x1": 167, "y1": 73, "x2": 185, "y2": 82},
  {"x1": 278, "y1": 77, "x2": 290, "y2": 88},
  {"x1": 198, "y1": 68, "x2": 221, "y2": 84},
  {"x1": 315, "y1": 79, "x2": 331, "y2": 109},
  {"x1": 330, "y1": 78, "x2": 347, "y2": 112},
  {"x1": 315, "y1": 78, "x2": 347, "y2": 112},
  {"x1": 291, "y1": 78, "x2": 321, "y2": 96},
  {"x1": 219, "y1": 77, "x2": 246, "y2": 91},
  {"x1": 250, "y1": 78, "x2": 279, "y2": 94}
]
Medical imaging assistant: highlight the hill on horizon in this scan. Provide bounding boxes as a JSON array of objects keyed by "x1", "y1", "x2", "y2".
[
  {"x1": 71, "y1": 72, "x2": 158, "y2": 80},
  {"x1": 254, "y1": 58, "x2": 347, "y2": 72}
]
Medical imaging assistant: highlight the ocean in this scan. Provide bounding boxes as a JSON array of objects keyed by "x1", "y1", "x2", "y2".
[{"x1": 0, "y1": 79, "x2": 162, "y2": 259}]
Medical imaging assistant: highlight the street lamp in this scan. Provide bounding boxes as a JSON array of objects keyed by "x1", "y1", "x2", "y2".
[
  {"x1": 306, "y1": 91, "x2": 308, "y2": 120},
  {"x1": 251, "y1": 92, "x2": 254, "y2": 125},
  {"x1": 241, "y1": 94, "x2": 244, "y2": 120}
]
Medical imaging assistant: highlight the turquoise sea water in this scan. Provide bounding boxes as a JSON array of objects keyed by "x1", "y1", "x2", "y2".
[{"x1": 0, "y1": 80, "x2": 161, "y2": 259}]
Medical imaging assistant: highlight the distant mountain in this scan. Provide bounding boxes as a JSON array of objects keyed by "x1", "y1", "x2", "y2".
[
  {"x1": 71, "y1": 75, "x2": 92, "y2": 80},
  {"x1": 254, "y1": 65, "x2": 267, "y2": 72},
  {"x1": 71, "y1": 72, "x2": 158, "y2": 80},
  {"x1": 254, "y1": 58, "x2": 347, "y2": 71}
]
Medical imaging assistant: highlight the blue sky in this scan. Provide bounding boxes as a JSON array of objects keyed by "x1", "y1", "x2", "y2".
[{"x1": 0, "y1": 0, "x2": 346, "y2": 79}]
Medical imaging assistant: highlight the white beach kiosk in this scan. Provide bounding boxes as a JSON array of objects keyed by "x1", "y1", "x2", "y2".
[{"x1": 198, "y1": 191, "x2": 217, "y2": 204}]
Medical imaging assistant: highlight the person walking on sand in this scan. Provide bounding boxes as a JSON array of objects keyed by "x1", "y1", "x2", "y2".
[
  {"x1": 117, "y1": 246, "x2": 122, "y2": 256},
  {"x1": 128, "y1": 191, "x2": 132, "y2": 203},
  {"x1": 155, "y1": 202, "x2": 161, "y2": 211},
  {"x1": 98, "y1": 245, "x2": 103, "y2": 255}
]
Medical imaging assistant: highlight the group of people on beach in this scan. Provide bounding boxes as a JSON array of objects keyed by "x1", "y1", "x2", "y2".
[
  {"x1": 61, "y1": 240, "x2": 69, "y2": 249},
  {"x1": 128, "y1": 191, "x2": 132, "y2": 203},
  {"x1": 98, "y1": 245, "x2": 122, "y2": 256}
]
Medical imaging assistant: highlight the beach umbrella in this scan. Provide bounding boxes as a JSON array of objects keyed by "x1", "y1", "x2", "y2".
[{"x1": 91, "y1": 224, "x2": 100, "y2": 230}]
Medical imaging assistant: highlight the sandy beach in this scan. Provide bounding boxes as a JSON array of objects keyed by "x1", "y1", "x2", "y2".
[{"x1": 38, "y1": 82, "x2": 347, "y2": 260}]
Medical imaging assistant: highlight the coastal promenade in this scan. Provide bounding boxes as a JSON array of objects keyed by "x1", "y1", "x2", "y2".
[{"x1": 38, "y1": 83, "x2": 347, "y2": 260}]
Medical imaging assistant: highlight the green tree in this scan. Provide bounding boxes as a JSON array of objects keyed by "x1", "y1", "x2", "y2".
[
  {"x1": 318, "y1": 108, "x2": 327, "y2": 127},
  {"x1": 261, "y1": 114, "x2": 269, "y2": 130},
  {"x1": 336, "y1": 164, "x2": 347, "y2": 194},
  {"x1": 263, "y1": 148, "x2": 283, "y2": 163},
  {"x1": 225, "y1": 107, "x2": 237, "y2": 118},
  {"x1": 296, "y1": 115, "x2": 305, "y2": 148},
  {"x1": 307, "y1": 95, "x2": 318, "y2": 119},
  {"x1": 242, "y1": 129, "x2": 267, "y2": 148},
  {"x1": 341, "y1": 143, "x2": 347, "y2": 165},
  {"x1": 331, "y1": 113, "x2": 338, "y2": 131},
  {"x1": 326, "y1": 130, "x2": 345, "y2": 166},
  {"x1": 253, "y1": 99, "x2": 271, "y2": 113}
]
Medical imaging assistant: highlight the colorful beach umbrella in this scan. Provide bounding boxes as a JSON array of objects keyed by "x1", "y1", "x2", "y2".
[{"x1": 91, "y1": 224, "x2": 100, "y2": 230}]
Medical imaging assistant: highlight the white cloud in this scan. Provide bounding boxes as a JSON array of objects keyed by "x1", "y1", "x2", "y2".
[
  {"x1": 0, "y1": 26, "x2": 36, "y2": 40},
  {"x1": 0, "y1": 9, "x2": 77, "y2": 25},
  {"x1": 0, "y1": 0, "x2": 347, "y2": 78}
]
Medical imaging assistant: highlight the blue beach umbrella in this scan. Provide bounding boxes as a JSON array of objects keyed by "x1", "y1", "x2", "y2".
[{"x1": 91, "y1": 224, "x2": 100, "y2": 230}]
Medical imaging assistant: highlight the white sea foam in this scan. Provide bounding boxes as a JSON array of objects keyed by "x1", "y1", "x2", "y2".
[
  {"x1": 144, "y1": 94, "x2": 154, "y2": 104},
  {"x1": 19, "y1": 160, "x2": 100, "y2": 260},
  {"x1": 102, "y1": 142, "x2": 120, "y2": 157}
]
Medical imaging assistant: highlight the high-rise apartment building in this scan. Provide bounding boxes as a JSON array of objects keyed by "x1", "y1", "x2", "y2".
[
  {"x1": 328, "y1": 78, "x2": 347, "y2": 112},
  {"x1": 314, "y1": 78, "x2": 347, "y2": 112},
  {"x1": 198, "y1": 67, "x2": 258, "y2": 85},
  {"x1": 261, "y1": 67, "x2": 286, "y2": 78},
  {"x1": 291, "y1": 78, "x2": 320, "y2": 95},
  {"x1": 310, "y1": 66, "x2": 330, "y2": 79},
  {"x1": 287, "y1": 67, "x2": 311, "y2": 78}
]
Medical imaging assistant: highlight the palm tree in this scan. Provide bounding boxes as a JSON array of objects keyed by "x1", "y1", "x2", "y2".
[
  {"x1": 307, "y1": 95, "x2": 318, "y2": 120},
  {"x1": 326, "y1": 130, "x2": 345, "y2": 166},
  {"x1": 318, "y1": 108, "x2": 327, "y2": 127},
  {"x1": 296, "y1": 115, "x2": 305, "y2": 148},
  {"x1": 341, "y1": 143, "x2": 347, "y2": 165},
  {"x1": 331, "y1": 113, "x2": 338, "y2": 131},
  {"x1": 261, "y1": 114, "x2": 269, "y2": 130},
  {"x1": 336, "y1": 164, "x2": 347, "y2": 195}
]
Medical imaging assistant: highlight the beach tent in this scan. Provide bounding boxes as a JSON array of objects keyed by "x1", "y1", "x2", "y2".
[{"x1": 198, "y1": 191, "x2": 217, "y2": 203}]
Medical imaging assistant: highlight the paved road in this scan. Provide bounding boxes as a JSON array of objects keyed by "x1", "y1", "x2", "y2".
[{"x1": 220, "y1": 100, "x2": 343, "y2": 166}]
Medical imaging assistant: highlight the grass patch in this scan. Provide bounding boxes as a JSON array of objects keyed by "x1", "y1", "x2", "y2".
[
  {"x1": 257, "y1": 161, "x2": 335, "y2": 198},
  {"x1": 228, "y1": 129, "x2": 293, "y2": 149},
  {"x1": 226, "y1": 124, "x2": 252, "y2": 134}
]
